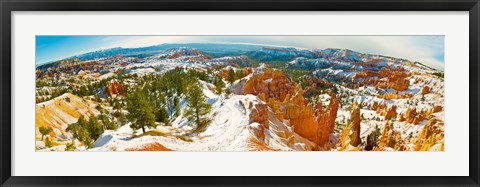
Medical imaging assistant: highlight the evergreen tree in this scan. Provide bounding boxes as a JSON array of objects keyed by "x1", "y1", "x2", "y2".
[
  {"x1": 126, "y1": 88, "x2": 156, "y2": 133},
  {"x1": 66, "y1": 115, "x2": 87, "y2": 139},
  {"x1": 173, "y1": 96, "x2": 181, "y2": 117},
  {"x1": 213, "y1": 75, "x2": 225, "y2": 94},
  {"x1": 227, "y1": 68, "x2": 235, "y2": 84},
  {"x1": 113, "y1": 97, "x2": 123, "y2": 111},
  {"x1": 184, "y1": 82, "x2": 212, "y2": 129},
  {"x1": 99, "y1": 113, "x2": 117, "y2": 130},
  {"x1": 86, "y1": 115, "x2": 103, "y2": 140},
  {"x1": 44, "y1": 137, "x2": 53, "y2": 148},
  {"x1": 117, "y1": 112, "x2": 126, "y2": 126},
  {"x1": 225, "y1": 88, "x2": 231, "y2": 96},
  {"x1": 235, "y1": 69, "x2": 245, "y2": 79},
  {"x1": 39, "y1": 126, "x2": 53, "y2": 141},
  {"x1": 76, "y1": 126, "x2": 92, "y2": 148},
  {"x1": 65, "y1": 140, "x2": 76, "y2": 151},
  {"x1": 79, "y1": 85, "x2": 87, "y2": 96},
  {"x1": 157, "y1": 106, "x2": 169, "y2": 125}
]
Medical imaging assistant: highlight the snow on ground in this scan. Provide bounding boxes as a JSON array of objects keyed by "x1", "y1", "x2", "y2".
[
  {"x1": 88, "y1": 85, "x2": 315, "y2": 151},
  {"x1": 98, "y1": 72, "x2": 115, "y2": 80}
]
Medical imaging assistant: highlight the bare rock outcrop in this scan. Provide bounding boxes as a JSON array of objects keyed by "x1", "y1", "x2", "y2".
[
  {"x1": 401, "y1": 107, "x2": 427, "y2": 125},
  {"x1": 338, "y1": 101, "x2": 361, "y2": 149},
  {"x1": 354, "y1": 66, "x2": 411, "y2": 91},
  {"x1": 421, "y1": 86, "x2": 430, "y2": 95},
  {"x1": 245, "y1": 68, "x2": 339, "y2": 148},
  {"x1": 377, "y1": 122, "x2": 406, "y2": 151},
  {"x1": 414, "y1": 119, "x2": 443, "y2": 151},
  {"x1": 383, "y1": 105, "x2": 397, "y2": 120},
  {"x1": 244, "y1": 68, "x2": 295, "y2": 102},
  {"x1": 349, "y1": 101, "x2": 362, "y2": 147},
  {"x1": 249, "y1": 102, "x2": 270, "y2": 129},
  {"x1": 103, "y1": 81, "x2": 126, "y2": 96}
]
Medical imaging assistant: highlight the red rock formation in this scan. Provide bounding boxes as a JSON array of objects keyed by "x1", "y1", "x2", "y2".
[
  {"x1": 402, "y1": 107, "x2": 427, "y2": 125},
  {"x1": 375, "y1": 103, "x2": 387, "y2": 115},
  {"x1": 349, "y1": 101, "x2": 362, "y2": 147},
  {"x1": 354, "y1": 66, "x2": 411, "y2": 91},
  {"x1": 338, "y1": 122, "x2": 351, "y2": 150},
  {"x1": 378, "y1": 122, "x2": 391, "y2": 148},
  {"x1": 167, "y1": 48, "x2": 201, "y2": 59},
  {"x1": 432, "y1": 105, "x2": 443, "y2": 113},
  {"x1": 314, "y1": 94, "x2": 339, "y2": 146},
  {"x1": 414, "y1": 119, "x2": 437, "y2": 151},
  {"x1": 249, "y1": 102, "x2": 270, "y2": 129},
  {"x1": 377, "y1": 122, "x2": 406, "y2": 151},
  {"x1": 303, "y1": 77, "x2": 332, "y2": 97},
  {"x1": 247, "y1": 123, "x2": 266, "y2": 142},
  {"x1": 371, "y1": 101, "x2": 379, "y2": 110},
  {"x1": 421, "y1": 86, "x2": 430, "y2": 95},
  {"x1": 244, "y1": 68, "x2": 295, "y2": 102},
  {"x1": 378, "y1": 92, "x2": 413, "y2": 100},
  {"x1": 383, "y1": 105, "x2": 397, "y2": 120},
  {"x1": 103, "y1": 81, "x2": 127, "y2": 96},
  {"x1": 338, "y1": 101, "x2": 362, "y2": 150},
  {"x1": 375, "y1": 103, "x2": 398, "y2": 120},
  {"x1": 404, "y1": 107, "x2": 416, "y2": 123},
  {"x1": 245, "y1": 68, "x2": 339, "y2": 147},
  {"x1": 184, "y1": 55, "x2": 211, "y2": 63},
  {"x1": 125, "y1": 142, "x2": 172, "y2": 151},
  {"x1": 398, "y1": 114, "x2": 406, "y2": 122}
]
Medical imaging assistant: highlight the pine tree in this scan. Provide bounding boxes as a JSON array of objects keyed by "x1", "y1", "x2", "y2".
[
  {"x1": 39, "y1": 126, "x2": 53, "y2": 141},
  {"x1": 76, "y1": 126, "x2": 92, "y2": 148},
  {"x1": 173, "y1": 96, "x2": 181, "y2": 117},
  {"x1": 184, "y1": 82, "x2": 212, "y2": 130},
  {"x1": 117, "y1": 112, "x2": 126, "y2": 126},
  {"x1": 100, "y1": 113, "x2": 117, "y2": 130},
  {"x1": 86, "y1": 115, "x2": 103, "y2": 140},
  {"x1": 65, "y1": 140, "x2": 76, "y2": 151},
  {"x1": 227, "y1": 68, "x2": 235, "y2": 84},
  {"x1": 126, "y1": 88, "x2": 156, "y2": 133},
  {"x1": 44, "y1": 137, "x2": 53, "y2": 148},
  {"x1": 66, "y1": 115, "x2": 87, "y2": 139},
  {"x1": 213, "y1": 75, "x2": 225, "y2": 94},
  {"x1": 235, "y1": 69, "x2": 245, "y2": 79},
  {"x1": 161, "y1": 107, "x2": 170, "y2": 125}
]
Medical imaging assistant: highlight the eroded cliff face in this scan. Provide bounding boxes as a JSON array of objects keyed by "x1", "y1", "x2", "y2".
[
  {"x1": 421, "y1": 86, "x2": 431, "y2": 95},
  {"x1": 383, "y1": 105, "x2": 397, "y2": 121},
  {"x1": 373, "y1": 102, "x2": 397, "y2": 121},
  {"x1": 338, "y1": 101, "x2": 361, "y2": 150},
  {"x1": 349, "y1": 101, "x2": 362, "y2": 147},
  {"x1": 167, "y1": 48, "x2": 201, "y2": 59},
  {"x1": 432, "y1": 105, "x2": 443, "y2": 113},
  {"x1": 103, "y1": 81, "x2": 127, "y2": 97},
  {"x1": 249, "y1": 102, "x2": 270, "y2": 129},
  {"x1": 244, "y1": 68, "x2": 295, "y2": 102},
  {"x1": 36, "y1": 93, "x2": 99, "y2": 141},
  {"x1": 414, "y1": 119, "x2": 444, "y2": 151},
  {"x1": 378, "y1": 92, "x2": 413, "y2": 100},
  {"x1": 244, "y1": 68, "x2": 339, "y2": 148},
  {"x1": 377, "y1": 122, "x2": 407, "y2": 151},
  {"x1": 354, "y1": 66, "x2": 411, "y2": 91},
  {"x1": 401, "y1": 107, "x2": 426, "y2": 125}
]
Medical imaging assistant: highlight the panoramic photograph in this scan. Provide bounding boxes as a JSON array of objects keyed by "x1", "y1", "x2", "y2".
[{"x1": 35, "y1": 36, "x2": 445, "y2": 151}]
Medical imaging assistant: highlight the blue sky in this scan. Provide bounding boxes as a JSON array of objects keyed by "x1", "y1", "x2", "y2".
[{"x1": 36, "y1": 36, "x2": 444, "y2": 70}]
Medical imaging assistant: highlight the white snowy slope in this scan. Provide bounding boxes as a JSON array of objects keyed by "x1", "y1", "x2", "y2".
[{"x1": 89, "y1": 87, "x2": 316, "y2": 151}]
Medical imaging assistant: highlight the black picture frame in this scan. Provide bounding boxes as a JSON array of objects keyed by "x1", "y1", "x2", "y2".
[{"x1": 1, "y1": 0, "x2": 479, "y2": 186}]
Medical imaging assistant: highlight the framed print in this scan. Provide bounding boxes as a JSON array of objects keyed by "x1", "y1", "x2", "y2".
[{"x1": 1, "y1": 0, "x2": 479, "y2": 186}]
